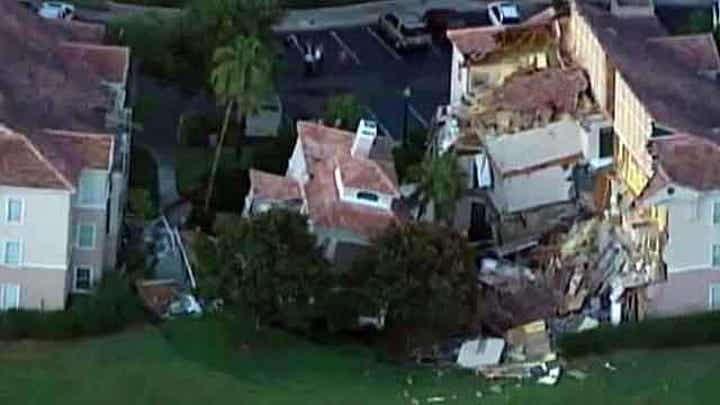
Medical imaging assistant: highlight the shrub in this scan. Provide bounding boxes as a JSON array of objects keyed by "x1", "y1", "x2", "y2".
[
  {"x1": 0, "y1": 273, "x2": 145, "y2": 340},
  {"x1": 180, "y1": 113, "x2": 223, "y2": 147},
  {"x1": 559, "y1": 312, "x2": 720, "y2": 357}
]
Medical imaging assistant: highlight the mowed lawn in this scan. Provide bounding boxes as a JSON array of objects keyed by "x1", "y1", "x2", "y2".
[{"x1": 1, "y1": 316, "x2": 720, "y2": 404}]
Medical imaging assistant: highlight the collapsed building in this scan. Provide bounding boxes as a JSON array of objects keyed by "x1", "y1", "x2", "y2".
[{"x1": 437, "y1": 0, "x2": 720, "y2": 326}]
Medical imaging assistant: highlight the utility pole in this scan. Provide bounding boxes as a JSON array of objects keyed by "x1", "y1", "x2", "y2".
[{"x1": 402, "y1": 86, "x2": 411, "y2": 147}]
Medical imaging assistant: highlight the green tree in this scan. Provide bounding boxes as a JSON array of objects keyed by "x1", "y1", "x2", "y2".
[
  {"x1": 186, "y1": 0, "x2": 283, "y2": 48},
  {"x1": 409, "y1": 153, "x2": 466, "y2": 224},
  {"x1": 348, "y1": 224, "x2": 477, "y2": 344},
  {"x1": 324, "y1": 94, "x2": 363, "y2": 130},
  {"x1": 679, "y1": 9, "x2": 713, "y2": 35},
  {"x1": 205, "y1": 36, "x2": 273, "y2": 212},
  {"x1": 193, "y1": 210, "x2": 330, "y2": 330},
  {"x1": 129, "y1": 188, "x2": 157, "y2": 221}
]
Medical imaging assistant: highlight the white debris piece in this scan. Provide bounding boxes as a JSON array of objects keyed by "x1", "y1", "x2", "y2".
[
  {"x1": 537, "y1": 367, "x2": 561, "y2": 385},
  {"x1": 456, "y1": 338, "x2": 506, "y2": 369}
]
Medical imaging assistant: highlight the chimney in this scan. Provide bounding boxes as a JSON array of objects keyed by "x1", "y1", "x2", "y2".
[{"x1": 351, "y1": 119, "x2": 377, "y2": 158}]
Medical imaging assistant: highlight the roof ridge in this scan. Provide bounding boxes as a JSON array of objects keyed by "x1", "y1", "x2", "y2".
[
  {"x1": 18, "y1": 131, "x2": 76, "y2": 191},
  {"x1": 44, "y1": 129, "x2": 114, "y2": 140}
]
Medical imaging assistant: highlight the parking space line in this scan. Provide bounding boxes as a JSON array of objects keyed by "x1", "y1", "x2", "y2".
[
  {"x1": 287, "y1": 34, "x2": 305, "y2": 57},
  {"x1": 365, "y1": 27, "x2": 402, "y2": 62},
  {"x1": 408, "y1": 104, "x2": 429, "y2": 129},
  {"x1": 329, "y1": 30, "x2": 361, "y2": 65},
  {"x1": 363, "y1": 106, "x2": 392, "y2": 138}
]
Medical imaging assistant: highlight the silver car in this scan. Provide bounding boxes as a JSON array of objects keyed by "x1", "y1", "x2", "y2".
[{"x1": 377, "y1": 13, "x2": 432, "y2": 50}]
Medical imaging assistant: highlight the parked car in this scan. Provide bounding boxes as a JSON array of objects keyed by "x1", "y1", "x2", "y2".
[
  {"x1": 488, "y1": 1, "x2": 521, "y2": 27},
  {"x1": 377, "y1": 13, "x2": 432, "y2": 50},
  {"x1": 422, "y1": 8, "x2": 466, "y2": 40},
  {"x1": 38, "y1": 1, "x2": 74, "y2": 20}
]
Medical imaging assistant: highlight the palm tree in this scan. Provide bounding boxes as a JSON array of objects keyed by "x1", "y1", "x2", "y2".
[
  {"x1": 204, "y1": 36, "x2": 273, "y2": 213},
  {"x1": 409, "y1": 153, "x2": 466, "y2": 224}
]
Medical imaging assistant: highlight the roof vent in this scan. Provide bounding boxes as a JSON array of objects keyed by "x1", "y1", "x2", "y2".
[{"x1": 351, "y1": 119, "x2": 377, "y2": 158}]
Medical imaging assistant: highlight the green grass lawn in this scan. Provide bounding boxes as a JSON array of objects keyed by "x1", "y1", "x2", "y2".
[{"x1": 1, "y1": 315, "x2": 720, "y2": 404}]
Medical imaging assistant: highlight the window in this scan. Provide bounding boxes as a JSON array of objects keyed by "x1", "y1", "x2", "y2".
[
  {"x1": 5, "y1": 198, "x2": 23, "y2": 224},
  {"x1": 2, "y1": 241, "x2": 21, "y2": 266},
  {"x1": 710, "y1": 284, "x2": 720, "y2": 310},
  {"x1": 78, "y1": 172, "x2": 106, "y2": 206},
  {"x1": 74, "y1": 267, "x2": 92, "y2": 292},
  {"x1": 714, "y1": 202, "x2": 720, "y2": 225},
  {"x1": 356, "y1": 191, "x2": 380, "y2": 203},
  {"x1": 0, "y1": 284, "x2": 20, "y2": 310},
  {"x1": 76, "y1": 224, "x2": 96, "y2": 250},
  {"x1": 713, "y1": 244, "x2": 720, "y2": 267}
]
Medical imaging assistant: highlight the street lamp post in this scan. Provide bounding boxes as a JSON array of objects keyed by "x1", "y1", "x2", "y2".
[{"x1": 402, "y1": 86, "x2": 412, "y2": 147}]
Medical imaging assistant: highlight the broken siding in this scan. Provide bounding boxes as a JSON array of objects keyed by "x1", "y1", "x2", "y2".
[{"x1": 568, "y1": 10, "x2": 609, "y2": 111}]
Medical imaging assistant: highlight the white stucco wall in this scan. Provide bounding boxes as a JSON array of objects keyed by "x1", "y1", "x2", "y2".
[
  {"x1": 449, "y1": 44, "x2": 468, "y2": 105},
  {"x1": 490, "y1": 165, "x2": 574, "y2": 214},
  {"x1": 286, "y1": 138, "x2": 308, "y2": 183}
]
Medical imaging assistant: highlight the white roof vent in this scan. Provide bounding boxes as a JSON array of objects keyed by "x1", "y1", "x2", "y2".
[{"x1": 352, "y1": 119, "x2": 377, "y2": 157}]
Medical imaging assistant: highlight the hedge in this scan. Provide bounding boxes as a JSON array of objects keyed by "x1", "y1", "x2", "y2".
[
  {"x1": 559, "y1": 311, "x2": 720, "y2": 357},
  {"x1": 0, "y1": 273, "x2": 146, "y2": 340}
]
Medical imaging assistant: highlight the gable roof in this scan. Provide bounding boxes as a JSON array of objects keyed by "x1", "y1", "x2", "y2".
[
  {"x1": 249, "y1": 169, "x2": 301, "y2": 201},
  {"x1": 574, "y1": 0, "x2": 720, "y2": 144},
  {"x1": 0, "y1": 126, "x2": 113, "y2": 191},
  {"x1": 647, "y1": 34, "x2": 720, "y2": 73},
  {"x1": 0, "y1": 1, "x2": 129, "y2": 133}
]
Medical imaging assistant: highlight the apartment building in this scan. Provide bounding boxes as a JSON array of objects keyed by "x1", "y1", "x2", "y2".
[
  {"x1": 245, "y1": 120, "x2": 401, "y2": 265},
  {"x1": 0, "y1": 2, "x2": 131, "y2": 310},
  {"x1": 567, "y1": 0, "x2": 720, "y2": 315}
]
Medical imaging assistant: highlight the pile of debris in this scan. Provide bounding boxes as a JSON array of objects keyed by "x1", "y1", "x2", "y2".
[
  {"x1": 544, "y1": 218, "x2": 662, "y2": 324},
  {"x1": 456, "y1": 320, "x2": 562, "y2": 385},
  {"x1": 136, "y1": 279, "x2": 203, "y2": 320}
]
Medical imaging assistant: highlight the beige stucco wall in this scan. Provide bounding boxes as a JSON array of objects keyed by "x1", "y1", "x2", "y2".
[
  {"x1": 71, "y1": 206, "x2": 108, "y2": 291},
  {"x1": 0, "y1": 186, "x2": 72, "y2": 269},
  {"x1": 650, "y1": 187, "x2": 720, "y2": 273},
  {"x1": 647, "y1": 268, "x2": 720, "y2": 317},
  {"x1": 490, "y1": 165, "x2": 575, "y2": 214},
  {"x1": 0, "y1": 265, "x2": 68, "y2": 310}
]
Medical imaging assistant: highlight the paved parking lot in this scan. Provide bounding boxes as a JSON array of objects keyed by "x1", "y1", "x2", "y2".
[{"x1": 276, "y1": 21, "x2": 465, "y2": 140}]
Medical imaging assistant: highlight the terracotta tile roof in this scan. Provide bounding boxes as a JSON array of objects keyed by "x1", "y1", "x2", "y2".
[
  {"x1": 249, "y1": 169, "x2": 301, "y2": 201},
  {"x1": 0, "y1": 1, "x2": 128, "y2": 132},
  {"x1": 648, "y1": 135, "x2": 720, "y2": 192},
  {"x1": 250, "y1": 121, "x2": 401, "y2": 239},
  {"x1": 575, "y1": 1, "x2": 720, "y2": 143},
  {"x1": 297, "y1": 121, "x2": 400, "y2": 196},
  {"x1": 48, "y1": 19, "x2": 107, "y2": 43},
  {"x1": 647, "y1": 34, "x2": 720, "y2": 73},
  {"x1": 447, "y1": 17, "x2": 557, "y2": 63},
  {"x1": 303, "y1": 159, "x2": 398, "y2": 239},
  {"x1": 57, "y1": 42, "x2": 130, "y2": 83},
  {"x1": 488, "y1": 67, "x2": 588, "y2": 115},
  {"x1": 0, "y1": 126, "x2": 113, "y2": 191}
]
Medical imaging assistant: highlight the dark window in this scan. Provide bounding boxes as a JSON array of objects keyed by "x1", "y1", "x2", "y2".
[
  {"x1": 356, "y1": 191, "x2": 380, "y2": 202},
  {"x1": 599, "y1": 127, "x2": 614, "y2": 158}
]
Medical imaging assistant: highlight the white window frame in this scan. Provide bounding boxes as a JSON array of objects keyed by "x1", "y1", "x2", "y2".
[
  {"x1": 77, "y1": 170, "x2": 109, "y2": 209},
  {"x1": 713, "y1": 201, "x2": 720, "y2": 225},
  {"x1": 709, "y1": 283, "x2": 720, "y2": 310},
  {"x1": 713, "y1": 244, "x2": 720, "y2": 267},
  {"x1": 76, "y1": 223, "x2": 97, "y2": 250},
  {"x1": 0, "y1": 284, "x2": 21, "y2": 310},
  {"x1": 74, "y1": 266, "x2": 93, "y2": 293},
  {"x1": 5, "y1": 197, "x2": 24, "y2": 225},
  {"x1": 2, "y1": 240, "x2": 23, "y2": 267}
]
